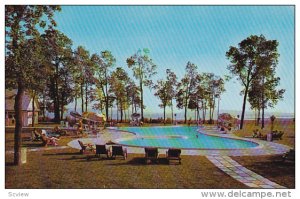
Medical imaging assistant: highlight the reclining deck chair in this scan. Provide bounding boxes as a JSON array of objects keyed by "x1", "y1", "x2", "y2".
[
  {"x1": 145, "y1": 147, "x2": 159, "y2": 164},
  {"x1": 166, "y1": 148, "x2": 181, "y2": 164},
  {"x1": 95, "y1": 145, "x2": 110, "y2": 159},
  {"x1": 78, "y1": 140, "x2": 94, "y2": 154},
  {"x1": 111, "y1": 145, "x2": 128, "y2": 160}
]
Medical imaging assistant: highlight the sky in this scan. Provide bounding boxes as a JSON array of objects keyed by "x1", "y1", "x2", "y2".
[{"x1": 53, "y1": 6, "x2": 295, "y2": 118}]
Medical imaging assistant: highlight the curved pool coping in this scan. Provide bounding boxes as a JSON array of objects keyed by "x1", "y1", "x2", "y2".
[{"x1": 67, "y1": 126, "x2": 292, "y2": 156}]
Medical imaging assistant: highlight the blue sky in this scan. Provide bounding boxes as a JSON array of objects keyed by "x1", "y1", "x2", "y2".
[{"x1": 54, "y1": 6, "x2": 295, "y2": 118}]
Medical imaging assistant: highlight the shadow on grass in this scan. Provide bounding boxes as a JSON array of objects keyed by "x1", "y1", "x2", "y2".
[
  {"x1": 240, "y1": 156, "x2": 295, "y2": 178},
  {"x1": 42, "y1": 151, "x2": 81, "y2": 156},
  {"x1": 5, "y1": 162, "x2": 16, "y2": 167},
  {"x1": 22, "y1": 143, "x2": 44, "y2": 147},
  {"x1": 104, "y1": 157, "x2": 179, "y2": 166}
]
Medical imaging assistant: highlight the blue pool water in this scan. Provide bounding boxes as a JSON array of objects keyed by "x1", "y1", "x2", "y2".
[{"x1": 117, "y1": 126, "x2": 258, "y2": 149}]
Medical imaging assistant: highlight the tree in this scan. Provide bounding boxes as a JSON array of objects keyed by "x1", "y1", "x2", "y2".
[
  {"x1": 42, "y1": 29, "x2": 73, "y2": 121},
  {"x1": 92, "y1": 51, "x2": 116, "y2": 121},
  {"x1": 176, "y1": 62, "x2": 198, "y2": 123},
  {"x1": 109, "y1": 67, "x2": 130, "y2": 122},
  {"x1": 154, "y1": 69, "x2": 177, "y2": 123},
  {"x1": 226, "y1": 35, "x2": 279, "y2": 129},
  {"x1": 204, "y1": 73, "x2": 225, "y2": 123},
  {"x1": 74, "y1": 46, "x2": 94, "y2": 113},
  {"x1": 5, "y1": 5, "x2": 61, "y2": 165},
  {"x1": 248, "y1": 76, "x2": 285, "y2": 128},
  {"x1": 125, "y1": 80, "x2": 141, "y2": 116},
  {"x1": 127, "y1": 48, "x2": 157, "y2": 122}
]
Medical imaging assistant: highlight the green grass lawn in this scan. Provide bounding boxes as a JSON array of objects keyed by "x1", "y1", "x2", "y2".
[
  {"x1": 232, "y1": 155, "x2": 295, "y2": 188},
  {"x1": 5, "y1": 148, "x2": 248, "y2": 189},
  {"x1": 234, "y1": 119, "x2": 295, "y2": 148}
]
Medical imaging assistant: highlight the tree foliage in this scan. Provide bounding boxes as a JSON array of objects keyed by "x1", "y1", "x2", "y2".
[
  {"x1": 5, "y1": 5, "x2": 61, "y2": 165},
  {"x1": 126, "y1": 48, "x2": 157, "y2": 121},
  {"x1": 226, "y1": 34, "x2": 280, "y2": 129}
]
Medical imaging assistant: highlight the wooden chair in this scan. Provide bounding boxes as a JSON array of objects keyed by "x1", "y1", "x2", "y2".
[
  {"x1": 145, "y1": 147, "x2": 159, "y2": 164},
  {"x1": 78, "y1": 140, "x2": 94, "y2": 154},
  {"x1": 111, "y1": 145, "x2": 127, "y2": 160},
  {"x1": 166, "y1": 148, "x2": 181, "y2": 164}
]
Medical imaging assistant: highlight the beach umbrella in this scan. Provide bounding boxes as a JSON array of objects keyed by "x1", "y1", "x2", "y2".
[
  {"x1": 131, "y1": 113, "x2": 141, "y2": 119},
  {"x1": 82, "y1": 112, "x2": 104, "y2": 122},
  {"x1": 218, "y1": 113, "x2": 233, "y2": 121}
]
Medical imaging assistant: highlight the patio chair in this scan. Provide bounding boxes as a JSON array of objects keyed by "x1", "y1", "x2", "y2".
[
  {"x1": 282, "y1": 149, "x2": 295, "y2": 162},
  {"x1": 95, "y1": 144, "x2": 111, "y2": 159},
  {"x1": 145, "y1": 147, "x2": 159, "y2": 164},
  {"x1": 78, "y1": 140, "x2": 94, "y2": 154},
  {"x1": 111, "y1": 145, "x2": 127, "y2": 160},
  {"x1": 31, "y1": 129, "x2": 41, "y2": 141},
  {"x1": 166, "y1": 148, "x2": 181, "y2": 164},
  {"x1": 41, "y1": 134, "x2": 59, "y2": 146},
  {"x1": 272, "y1": 131, "x2": 284, "y2": 140}
]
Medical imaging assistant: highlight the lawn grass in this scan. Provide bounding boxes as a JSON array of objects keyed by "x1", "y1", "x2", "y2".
[
  {"x1": 5, "y1": 148, "x2": 247, "y2": 189},
  {"x1": 232, "y1": 155, "x2": 295, "y2": 188},
  {"x1": 233, "y1": 118, "x2": 295, "y2": 148}
]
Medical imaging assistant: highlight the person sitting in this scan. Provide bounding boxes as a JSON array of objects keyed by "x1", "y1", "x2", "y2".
[
  {"x1": 76, "y1": 119, "x2": 83, "y2": 136},
  {"x1": 41, "y1": 130, "x2": 59, "y2": 146},
  {"x1": 252, "y1": 129, "x2": 262, "y2": 138}
]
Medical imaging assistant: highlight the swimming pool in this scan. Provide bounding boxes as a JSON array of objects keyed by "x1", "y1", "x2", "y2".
[{"x1": 116, "y1": 126, "x2": 258, "y2": 149}]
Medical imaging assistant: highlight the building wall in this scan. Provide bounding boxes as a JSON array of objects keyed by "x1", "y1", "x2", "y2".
[{"x1": 5, "y1": 111, "x2": 39, "y2": 127}]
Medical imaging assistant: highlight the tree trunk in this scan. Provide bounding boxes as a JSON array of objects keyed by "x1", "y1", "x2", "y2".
[
  {"x1": 140, "y1": 79, "x2": 144, "y2": 122},
  {"x1": 184, "y1": 94, "x2": 188, "y2": 124},
  {"x1": 116, "y1": 100, "x2": 119, "y2": 122},
  {"x1": 74, "y1": 97, "x2": 77, "y2": 112},
  {"x1": 14, "y1": 85, "x2": 24, "y2": 165},
  {"x1": 105, "y1": 89, "x2": 109, "y2": 122},
  {"x1": 256, "y1": 108, "x2": 261, "y2": 126},
  {"x1": 120, "y1": 101, "x2": 123, "y2": 122},
  {"x1": 31, "y1": 91, "x2": 36, "y2": 127},
  {"x1": 171, "y1": 100, "x2": 174, "y2": 124},
  {"x1": 54, "y1": 64, "x2": 60, "y2": 122},
  {"x1": 261, "y1": 105, "x2": 265, "y2": 129},
  {"x1": 261, "y1": 77, "x2": 265, "y2": 129},
  {"x1": 240, "y1": 85, "x2": 249, "y2": 130},
  {"x1": 163, "y1": 105, "x2": 166, "y2": 124},
  {"x1": 60, "y1": 96, "x2": 64, "y2": 121},
  {"x1": 81, "y1": 83, "x2": 84, "y2": 114},
  {"x1": 85, "y1": 83, "x2": 88, "y2": 112}
]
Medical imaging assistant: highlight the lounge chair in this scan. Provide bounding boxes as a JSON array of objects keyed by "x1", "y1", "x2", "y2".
[
  {"x1": 272, "y1": 131, "x2": 284, "y2": 140},
  {"x1": 78, "y1": 140, "x2": 94, "y2": 154},
  {"x1": 41, "y1": 134, "x2": 59, "y2": 146},
  {"x1": 111, "y1": 145, "x2": 127, "y2": 160},
  {"x1": 145, "y1": 147, "x2": 159, "y2": 164},
  {"x1": 31, "y1": 130, "x2": 41, "y2": 141},
  {"x1": 86, "y1": 145, "x2": 111, "y2": 161},
  {"x1": 95, "y1": 145, "x2": 110, "y2": 159},
  {"x1": 166, "y1": 148, "x2": 181, "y2": 164},
  {"x1": 282, "y1": 149, "x2": 295, "y2": 162}
]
